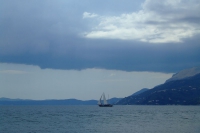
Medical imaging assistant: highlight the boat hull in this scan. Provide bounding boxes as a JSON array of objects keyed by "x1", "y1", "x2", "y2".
[{"x1": 99, "y1": 104, "x2": 113, "y2": 107}]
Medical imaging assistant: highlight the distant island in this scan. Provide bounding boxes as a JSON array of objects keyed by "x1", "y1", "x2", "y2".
[{"x1": 0, "y1": 97, "x2": 121, "y2": 105}]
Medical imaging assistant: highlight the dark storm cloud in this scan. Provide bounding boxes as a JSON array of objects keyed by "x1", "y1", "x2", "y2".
[
  {"x1": 1, "y1": 36, "x2": 200, "y2": 73},
  {"x1": 0, "y1": 0, "x2": 200, "y2": 73}
]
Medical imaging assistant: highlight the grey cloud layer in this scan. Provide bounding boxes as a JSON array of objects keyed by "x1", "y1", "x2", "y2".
[{"x1": 0, "y1": 0, "x2": 200, "y2": 73}]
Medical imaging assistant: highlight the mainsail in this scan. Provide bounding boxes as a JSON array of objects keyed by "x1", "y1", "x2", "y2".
[
  {"x1": 98, "y1": 95, "x2": 102, "y2": 105},
  {"x1": 98, "y1": 93, "x2": 108, "y2": 105},
  {"x1": 102, "y1": 93, "x2": 108, "y2": 104}
]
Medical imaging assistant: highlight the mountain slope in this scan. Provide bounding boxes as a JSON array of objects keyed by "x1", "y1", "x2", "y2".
[
  {"x1": 131, "y1": 88, "x2": 149, "y2": 96},
  {"x1": 116, "y1": 73, "x2": 200, "y2": 105},
  {"x1": 107, "y1": 97, "x2": 122, "y2": 104},
  {"x1": 166, "y1": 66, "x2": 200, "y2": 82}
]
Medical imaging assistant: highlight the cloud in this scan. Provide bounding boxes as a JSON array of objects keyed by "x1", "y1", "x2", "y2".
[
  {"x1": 83, "y1": 12, "x2": 98, "y2": 18},
  {"x1": 83, "y1": 0, "x2": 200, "y2": 43}
]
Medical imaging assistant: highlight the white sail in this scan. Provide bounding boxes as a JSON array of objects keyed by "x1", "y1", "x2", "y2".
[
  {"x1": 103, "y1": 93, "x2": 108, "y2": 104},
  {"x1": 98, "y1": 95, "x2": 102, "y2": 105}
]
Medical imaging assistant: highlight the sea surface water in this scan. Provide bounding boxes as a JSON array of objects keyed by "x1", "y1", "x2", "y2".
[{"x1": 0, "y1": 105, "x2": 200, "y2": 133}]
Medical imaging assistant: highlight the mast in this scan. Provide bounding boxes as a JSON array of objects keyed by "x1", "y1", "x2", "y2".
[{"x1": 108, "y1": 94, "x2": 109, "y2": 104}]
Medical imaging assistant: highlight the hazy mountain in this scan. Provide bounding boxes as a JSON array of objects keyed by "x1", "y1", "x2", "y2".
[
  {"x1": 0, "y1": 97, "x2": 29, "y2": 101},
  {"x1": 116, "y1": 68, "x2": 200, "y2": 105},
  {"x1": 0, "y1": 98, "x2": 98, "y2": 105},
  {"x1": 107, "y1": 97, "x2": 122, "y2": 104},
  {"x1": 166, "y1": 66, "x2": 200, "y2": 83},
  {"x1": 0, "y1": 97, "x2": 121, "y2": 105},
  {"x1": 131, "y1": 88, "x2": 149, "y2": 96}
]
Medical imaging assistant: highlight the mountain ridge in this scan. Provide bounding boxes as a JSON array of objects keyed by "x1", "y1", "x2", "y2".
[
  {"x1": 131, "y1": 88, "x2": 149, "y2": 96},
  {"x1": 166, "y1": 66, "x2": 200, "y2": 83}
]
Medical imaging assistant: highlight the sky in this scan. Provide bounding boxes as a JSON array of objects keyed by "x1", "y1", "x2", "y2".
[{"x1": 0, "y1": 0, "x2": 200, "y2": 100}]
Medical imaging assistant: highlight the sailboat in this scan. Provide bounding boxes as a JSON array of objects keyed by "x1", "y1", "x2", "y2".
[{"x1": 98, "y1": 93, "x2": 113, "y2": 107}]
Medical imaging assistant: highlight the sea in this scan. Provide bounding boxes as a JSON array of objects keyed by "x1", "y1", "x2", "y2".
[{"x1": 0, "y1": 105, "x2": 200, "y2": 133}]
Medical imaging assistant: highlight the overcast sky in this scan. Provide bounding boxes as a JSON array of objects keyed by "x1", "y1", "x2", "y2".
[{"x1": 0, "y1": 0, "x2": 200, "y2": 100}]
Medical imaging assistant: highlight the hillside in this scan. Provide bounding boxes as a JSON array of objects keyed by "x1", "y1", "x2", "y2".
[
  {"x1": 116, "y1": 73, "x2": 200, "y2": 105},
  {"x1": 131, "y1": 88, "x2": 149, "y2": 96}
]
